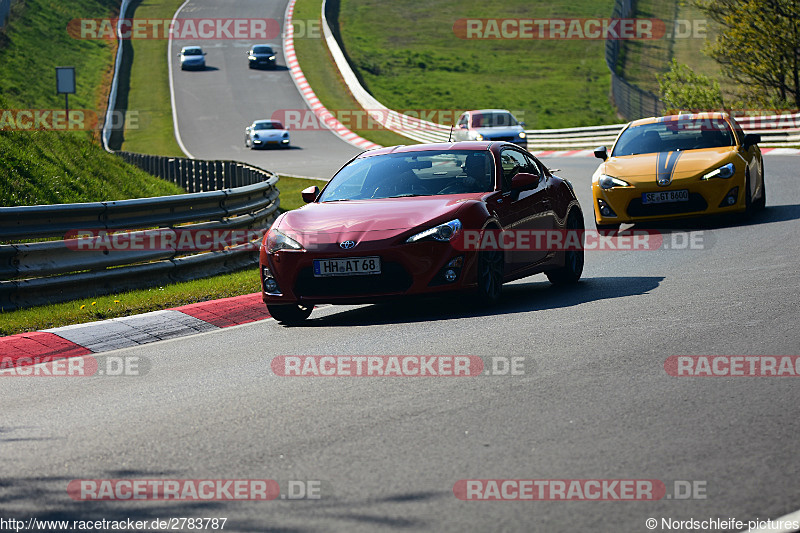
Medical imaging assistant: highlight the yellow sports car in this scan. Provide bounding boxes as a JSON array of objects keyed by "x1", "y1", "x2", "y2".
[{"x1": 592, "y1": 113, "x2": 765, "y2": 230}]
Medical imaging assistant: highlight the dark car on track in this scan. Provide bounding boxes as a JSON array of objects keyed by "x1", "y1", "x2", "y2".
[
  {"x1": 260, "y1": 141, "x2": 584, "y2": 324},
  {"x1": 247, "y1": 44, "x2": 278, "y2": 69}
]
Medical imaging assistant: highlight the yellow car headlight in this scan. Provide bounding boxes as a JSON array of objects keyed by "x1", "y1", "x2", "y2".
[
  {"x1": 597, "y1": 174, "x2": 630, "y2": 190},
  {"x1": 702, "y1": 162, "x2": 735, "y2": 180}
]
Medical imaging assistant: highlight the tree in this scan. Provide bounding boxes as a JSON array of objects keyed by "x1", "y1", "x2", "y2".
[
  {"x1": 657, "y1": 59, "x2": 724, "y2": 111},
  {"x1": 694, "y1": 0, "x2": 800, "y2": 108}
]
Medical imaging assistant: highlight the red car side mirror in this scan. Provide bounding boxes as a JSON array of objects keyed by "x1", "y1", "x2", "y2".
[
  {"x1": 511, "y1": 172, "x2": 539, "y2": 191},
  {"x1": 301, "y1": 186, "x2": 320, "y2": 203}
]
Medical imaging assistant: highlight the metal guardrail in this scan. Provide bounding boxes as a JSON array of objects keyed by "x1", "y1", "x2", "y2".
[
  {"x1": 606, "y1": 0, "x2": 665, "y2": 121},
  {"x1": 0, "y1": 1, "x2": 283, "y2": 312},
  {"x1": 116, "y1": 151, "x2": 273, "y2": 191},
  {"x1": 320, "y1": 0, "x2": 451, "y2": 144},
  {"x1": 0, "y1": 173, "x2": 279, "y2": 311},
  {"x1": 321, "y1": 0, "x2": 799, "y2": 149}
]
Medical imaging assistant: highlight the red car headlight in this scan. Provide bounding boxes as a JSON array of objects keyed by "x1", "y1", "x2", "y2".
[
  {"x1": 406, "y1": 219, "x2": 462, "y2": 243},
  {"x1": 265, "y1": 229, "x2": 304, "y2": 253}
]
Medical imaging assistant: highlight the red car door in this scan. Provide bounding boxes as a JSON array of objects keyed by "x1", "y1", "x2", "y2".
[{"x1": 496, "y1": 147, "x2": 555, "y2": 269}]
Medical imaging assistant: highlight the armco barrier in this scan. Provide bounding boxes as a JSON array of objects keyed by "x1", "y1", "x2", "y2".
[
  {"x1": 605, "y1": 0, "x2": 665, "y2": 121},
  {"x1": 116, "y1": 152, "x2": 271, "y2": 191},
  {"x1": 0, "y1": 175, "x2": 279, "y2": 311},
  {"x1": 0, "y1": 0, "x2": 284, "y2": 312},
  {"x1": 319, "y1": 0, "x2": 798, "y2": 148}
]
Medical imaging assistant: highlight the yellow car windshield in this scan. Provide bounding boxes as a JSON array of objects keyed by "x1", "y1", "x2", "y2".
[{"x1": 613, "y1": 118, "x2": 734, "y2": 156}]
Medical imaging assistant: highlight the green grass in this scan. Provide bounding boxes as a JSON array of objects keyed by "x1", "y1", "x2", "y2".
[
  {"x1": 276, "y1": 174, "x2": 328, "y2": 212},
  {"x1": 0, "y1": 121, "x2": 184, "y2": 206},
  {"x1": 330, "y1": 0, "x2": 618, "y2": 129},
  {"x1": 118, "y1": 0, "x2": 185, "y2": 155},
  {"x1": 293, "y1": 0, "x2": 413, "y2": 146},
  {"x1": 619, "y1": 0, "x2": 734, "y2": 102},
  {"x1": 0, "y1": 267, "x2": 262, "y2": 336},
  {"x1": 0, "y1": 174, "x2": 322, "y2": 334},
  {"x1": 0, "y1": 0, "x2": 117, "y2": 111},
  {"x1": 0, "y1": 0, "x2": 185, "y2": 206}
]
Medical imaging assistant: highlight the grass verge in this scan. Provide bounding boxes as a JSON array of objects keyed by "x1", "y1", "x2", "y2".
[
  {"x1": 332, "y1": 0, "x2": 618, "y2": 129},
  {"x1": 0, "y1": 122, "x2": 184, "y2": 205},
  {"x1": 0, "y1": 268, "x2": 261, "y2": 336},
  {"x1": 117, "y1": 0, "x2": 185, "y2": 155},
  {"x1": 0, "y1": 0, "x2": 185, "y2": 206},
  {"x1": 1, "y1": 174, "x2": 321, "y2": 334},
  {"x1": 292, "y1": 0, "x2": 411, "y2": 146},
  {"x1": 276, "y1": 174, "x2": 328, "y2": 212}
]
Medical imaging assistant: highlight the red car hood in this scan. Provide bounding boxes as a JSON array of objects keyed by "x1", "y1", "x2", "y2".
[{"x1": 277, "y1": 195, "x2": 476, "y2": 244}]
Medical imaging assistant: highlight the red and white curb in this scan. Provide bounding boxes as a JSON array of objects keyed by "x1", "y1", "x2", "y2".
[
  {"x1": 761, "y1": 147, "x2": 800, "y2": 155},
  {"x1": 283, "y1": 0, "x2": 380, "y2": 151},
  {"x1": 0, "y1": 293, "x2": 270, "y2": 367}
]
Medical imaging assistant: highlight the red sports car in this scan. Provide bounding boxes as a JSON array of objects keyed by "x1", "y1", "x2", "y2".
[{"x1": 260, "y1": 142, "x2": 584, "y2": 324}]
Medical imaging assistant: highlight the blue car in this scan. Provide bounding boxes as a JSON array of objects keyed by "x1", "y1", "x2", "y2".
[{"x1": 454, "y1": 109, "x2": 527, "y2": 148}]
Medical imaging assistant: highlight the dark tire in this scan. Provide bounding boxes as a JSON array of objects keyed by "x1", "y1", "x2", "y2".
[
  {"x1": 267, "y1": 303, "x2": 312, "y2": 325},
  {"x1": 753, "y1": 165, "x2": 766, "y2": 210},
  {"x1": 547, "y1": 210, "x2": 584, "y2": 285},
  {"x1": 743, "y1": 172, "x2": 753, "y2": 218},
  {"x1": 476, "y1": 249, "x2": 504, "y2": 305}
]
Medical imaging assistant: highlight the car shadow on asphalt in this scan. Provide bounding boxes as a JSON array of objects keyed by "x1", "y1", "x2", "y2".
[
  {"x1": 300, "y1": 275, "x2": 665, "y2": 327},
  {"x1": 626, "y1": 203, "x2": 800, "y2": 232},
  {"x1": 0, "y1": 470, "x2": 446, "y2": 531},
  {"x1": 249, "y1": 65, "x2": 290, "y2": 72}
]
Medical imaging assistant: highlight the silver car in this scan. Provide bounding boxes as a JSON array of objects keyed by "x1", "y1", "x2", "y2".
[
  {"x1": 245, "y1": 120, "x2": 290, "y2": 149},
  {"x1": 454, "y1": 109, "x2": 527, "y2": 147},
  {"x1": 179, "y1": 46, "x2": 206, "y2": 70}
]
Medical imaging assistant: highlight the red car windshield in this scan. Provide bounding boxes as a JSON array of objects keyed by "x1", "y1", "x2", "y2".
[{"x1": 319, "y1": 150, "x2": 495, "y2": 201}]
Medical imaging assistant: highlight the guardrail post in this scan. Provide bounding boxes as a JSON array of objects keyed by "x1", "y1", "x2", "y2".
[
  {"x1": 200, "y1": 161, "x2": 209, "y2": 191},
  {"x1": 213, "y1": 161, "x2": 223, "y2": 190}
]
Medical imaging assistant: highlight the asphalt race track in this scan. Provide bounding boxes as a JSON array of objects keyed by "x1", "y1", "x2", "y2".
[
  {"x1": 3, "y1": 153, "x2": 800, "y2": 531},
  {"x1": 170, "y1": 0, "x2": 362, "y2": 178},
  {"x1": 3, "y1": 0, "x2": 800, "y2": 531}
]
